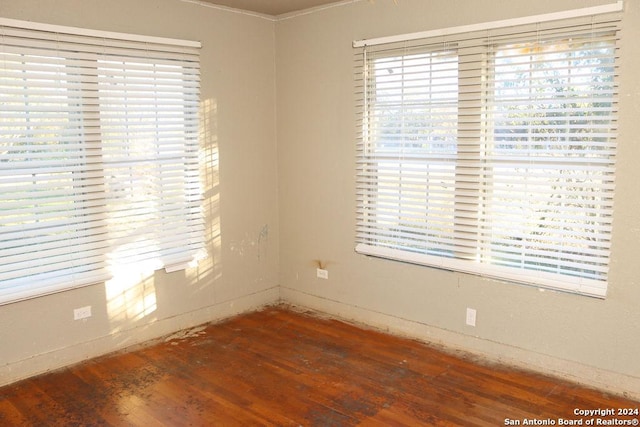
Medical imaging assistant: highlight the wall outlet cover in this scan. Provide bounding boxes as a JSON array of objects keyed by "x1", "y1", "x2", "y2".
[
  {"x1": 74, "y1": 306, "x2": 92, "y2": 321},
  {"x1": 316, "y1": 268, "x2": 329, "y2": 280}
]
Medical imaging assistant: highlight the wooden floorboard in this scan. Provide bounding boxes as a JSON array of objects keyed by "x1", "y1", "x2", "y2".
[{"x1": 0, "y1": 305, "x2": 638, "y2": 426}]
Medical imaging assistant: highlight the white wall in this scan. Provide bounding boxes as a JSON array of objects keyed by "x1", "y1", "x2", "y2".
[
  {"x1": 0, "y1": 0, "x2": 280, "y2": 385},
  {"x1": 276, "y1": 0, "x2": 640, "y2": 399}
]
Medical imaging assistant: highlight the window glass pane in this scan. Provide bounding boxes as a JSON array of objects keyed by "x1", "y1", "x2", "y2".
[
  {"x1": 0, "y1": 19, "x2": 202, "y2": 304},
  {"x1": 0, "y1": 52, "x2": 99, "y2": 288},
  {"x1": 485, "y1": 36, "x2": 616, "y2": 282},
  {"x1": 355, "y1": 18, "x2": 619, "y2": 297},
  {"x1": 363, "y1": 50, "x2": 459, "y2": 256}
]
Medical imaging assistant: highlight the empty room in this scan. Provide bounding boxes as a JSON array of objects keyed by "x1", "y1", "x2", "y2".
[{"x1": 0, "y1": 0, "x2": 639, "y2": 425}]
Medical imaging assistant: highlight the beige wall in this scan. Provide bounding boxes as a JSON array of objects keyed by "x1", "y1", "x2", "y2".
[
  {"x1": 1, "y1": 0, "x2": 639, "y2": 399},
  {"x1": 0, "y1": 0, "x2": 280, "y2": 385},
  {"x1": 276, "y1": 0, "x2": 640, "y2": 398}
]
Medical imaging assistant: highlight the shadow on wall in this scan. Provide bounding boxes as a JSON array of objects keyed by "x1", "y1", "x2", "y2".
[{"x1": 102, "y1": 97, "x2": 222, "y2": 333}]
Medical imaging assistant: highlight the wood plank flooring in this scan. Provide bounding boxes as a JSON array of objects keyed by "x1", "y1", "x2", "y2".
[{"x1": 0, "y1": 305, "x2": 638, "y2": 426}]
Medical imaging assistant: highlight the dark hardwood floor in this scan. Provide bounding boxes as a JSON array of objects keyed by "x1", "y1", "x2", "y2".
[{"x1": 0, "y1": 305, "x2": 638, "y2": 426}]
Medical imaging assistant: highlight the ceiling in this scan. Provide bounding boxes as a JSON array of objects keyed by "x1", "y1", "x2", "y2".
[{"x1": 195, "y1": 0, "x2": 347, "y2": 16}]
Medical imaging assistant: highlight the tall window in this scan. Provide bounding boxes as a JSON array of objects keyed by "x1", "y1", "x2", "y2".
[
  {"x1": 0, "y1": 19, "x2": 203, "y2": 304},
  {"x1": 354, "y1": 9, "x2": 621, "y2": 297}
]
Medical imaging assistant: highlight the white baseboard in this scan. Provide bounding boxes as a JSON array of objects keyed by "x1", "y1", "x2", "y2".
[
  {"x1": 0, "y1": 286, "x2": 280, "y2": 387},
  {"x1": 280, "y1": 286, "x2": 640, "y2": 401}
]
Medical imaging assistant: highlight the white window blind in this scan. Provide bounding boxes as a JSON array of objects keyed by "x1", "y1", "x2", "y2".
[
  {"x1": 0, "y1": 18, "x2": 204, "y2": 304},
  {"x1": 354, "y1": 8, "x2": 621, "y2": 298}
]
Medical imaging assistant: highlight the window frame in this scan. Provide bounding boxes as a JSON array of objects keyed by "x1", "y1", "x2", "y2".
[
  {"x1": 354, "y1": 7, "x2": 621, "y2": 298},
  {"x1": 0, "y1": 18, "x2": 203, "y2": 305}
]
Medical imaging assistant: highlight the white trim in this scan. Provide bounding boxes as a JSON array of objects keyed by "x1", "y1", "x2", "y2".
[
  {"x1": 277, "y1": 0, "x2": 365, "y2": 21},
  {"x1": 179, "y1": 0, "x2": 276, "y2": 21},
  {"x1": 0, "y1": 276, "x2": 112, "y2": 307},
  {"x1": 353, "y1": 1, "x2": 623, "y2": 47},
  {"x1": 356, "y1": 244, "x2": 607, "y2": 299},
  {"x1": 178, "y1": 0, "x2": 367, "y2": 22},
  {"x1": 0, "y1": 17, "x2": 201, "y2": 48}
]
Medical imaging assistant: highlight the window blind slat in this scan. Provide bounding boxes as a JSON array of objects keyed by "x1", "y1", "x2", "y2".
[
  {"x1": 0, "y1": 18, "x2": 204, "y2": 305},
  {"x1": 355, "y1": 9, "x2": 620, "y2": 298}
]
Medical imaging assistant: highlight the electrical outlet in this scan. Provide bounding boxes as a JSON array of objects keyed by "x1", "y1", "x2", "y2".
[
  {"x1": 316, "y1": 268, "x2": 329, "y2": 280},
  {"x1": 74, "y1": 305, "x2": 92, "y2": 321},
  {"x1": 466, "y1": 307, "x2": 476, "y2": 327}
]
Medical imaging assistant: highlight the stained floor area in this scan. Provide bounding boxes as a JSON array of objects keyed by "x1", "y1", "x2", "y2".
[{"x1": 0, "y1": 305, "x2": 638, "y2": 426}]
